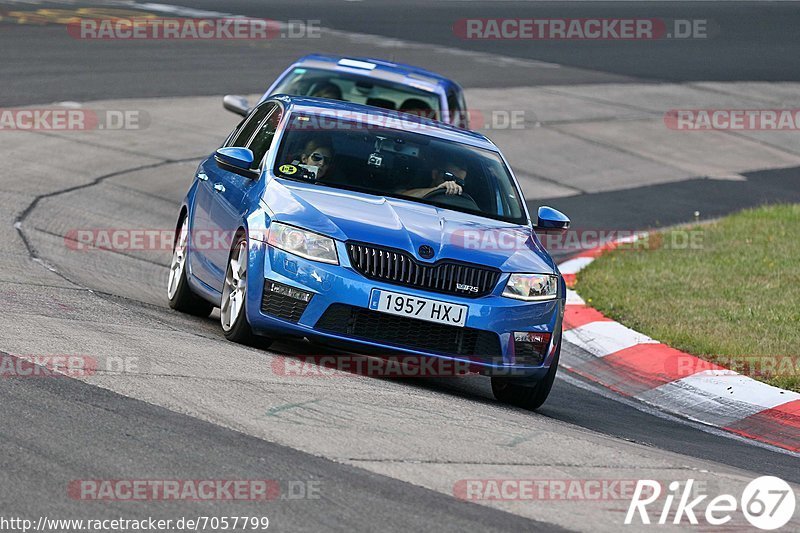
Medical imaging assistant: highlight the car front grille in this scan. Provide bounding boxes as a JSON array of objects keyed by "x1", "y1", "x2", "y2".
[
  {"x1": 346, "y1": 242, "x2": 500, "y2": 298},
  {"x1": 315, "y1": 303, "x2": 502, "y2": 360}
]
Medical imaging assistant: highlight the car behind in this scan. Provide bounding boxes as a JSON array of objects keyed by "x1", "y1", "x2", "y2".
[{"x1": 222, "y1": 54, "x2": 469, "y2": 128}]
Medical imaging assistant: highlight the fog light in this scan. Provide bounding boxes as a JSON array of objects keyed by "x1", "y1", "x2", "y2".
[
  {"x1": 269, "y1": 281, "x2": 312, "y2": 303},
  {"x1": 513, "y1": 332, "x2": 552, "y2": 364}
]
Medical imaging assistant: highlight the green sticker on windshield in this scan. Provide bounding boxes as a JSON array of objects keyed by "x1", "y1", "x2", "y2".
[
  {"x1": 293, "y1": 68, "x2": 307, "y2": 74},
  {"x1": 279, "y1": 164, "x2": 298, "y2": 175}
]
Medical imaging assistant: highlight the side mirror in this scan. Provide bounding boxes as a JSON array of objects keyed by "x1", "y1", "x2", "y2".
[
  {"x1": 223, "y1": 95, "x2": 250, "y2": 117},
  {"x1": 535, "y1": 206, "x2": 570, "y2": 231},
  {"x1": 215, "y1": 147, "x2": 259, "y2": 179}
]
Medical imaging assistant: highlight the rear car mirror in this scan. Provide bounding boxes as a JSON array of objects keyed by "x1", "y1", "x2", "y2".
[
  {"x1": 223, "y1": 95, "x2": 250, "y2": 117},
  {"x1": 215, "y1": 147, "x2": 259, "y2": 179},
  {"x1": 535, "y1": 206, "x2": 570, "y2": 231}
]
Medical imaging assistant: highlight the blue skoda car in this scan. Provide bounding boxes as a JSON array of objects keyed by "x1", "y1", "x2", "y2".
[
  {"x1": 223, "y1": 54, "x2": 469, "y2": 128},
  {"x1": 168, "y1": 95, "x2": 570, "y2": 409}
]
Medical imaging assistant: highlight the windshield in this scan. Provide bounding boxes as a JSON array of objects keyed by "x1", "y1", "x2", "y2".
[
  {"x1": 271, "y1": 67, "x2": 441, "y2": 120},
  {"x1": 272, "y1": 114, "x2": 527, "y2": 224}
]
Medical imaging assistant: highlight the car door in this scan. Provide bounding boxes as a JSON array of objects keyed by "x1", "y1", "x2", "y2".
[
  {"x1": 206, "y1": 102, "x2": 282, "y2": 292},
  {"x1": 185, "y1": 158, "x2": 218, "y2": 289},
  {"x1": 191, "y1": 103, "x2": 276, "y2": 291}
]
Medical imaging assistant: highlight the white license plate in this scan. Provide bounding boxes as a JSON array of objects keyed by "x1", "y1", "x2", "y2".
[{"x1": 368, "y1": 289, "x2": 468, "y2": 327}]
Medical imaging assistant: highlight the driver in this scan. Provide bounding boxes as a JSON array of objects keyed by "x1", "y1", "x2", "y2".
[
  {"x1": 399, "y1": 159, "x2": 467, "y2": 198},
  {"x1": 310, "y1": 82, "x2": 343, "y2": 101},
  {"x1": 294, "y1": 138, "x2": 334, "y2": 179}
]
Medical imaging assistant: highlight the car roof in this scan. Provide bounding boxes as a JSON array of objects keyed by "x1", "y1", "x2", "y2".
[
  {"x1": 290, "y1": 54, "x2": 460, "y2": 94},
  {"x1": 272, "y1": 95, "x2": 495, "y2": 150}
]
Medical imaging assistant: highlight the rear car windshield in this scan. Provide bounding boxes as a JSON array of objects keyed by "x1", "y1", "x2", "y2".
[{"x1": 271, "y1": 67, "x2": 441, "y2": 120}]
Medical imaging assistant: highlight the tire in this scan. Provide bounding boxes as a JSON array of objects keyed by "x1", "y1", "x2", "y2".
[
  {"x1": 220, "y1": 232, "x2": 272, "y2": 348},
  {"x1": 167, "y1": 215, "x2": 214, "y2": 317},
  {"x1": 491, "y1": 342, "x2": 560, "y2": 410}
]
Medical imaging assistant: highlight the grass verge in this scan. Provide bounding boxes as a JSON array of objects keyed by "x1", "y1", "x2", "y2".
[{"x1": 577, "y1": 204, "x2": 800, "y2": 392}]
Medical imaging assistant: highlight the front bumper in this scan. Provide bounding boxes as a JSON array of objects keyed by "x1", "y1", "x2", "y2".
[{"x1": 245, "y1": 239, "x2": 563, "y2": 379}]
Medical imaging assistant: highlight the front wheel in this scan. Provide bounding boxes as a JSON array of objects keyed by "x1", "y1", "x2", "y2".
[
  {"x1": 220, "y1": 233, "x2": 271, "y2": 348},
  {"x1": 491, "y1": 342, "x2": 560, "y2": 410}
]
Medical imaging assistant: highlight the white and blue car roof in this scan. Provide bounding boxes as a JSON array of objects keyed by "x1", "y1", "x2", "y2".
[{"x1": 264, "y1": 54, "x2": 462, "y2": 100}]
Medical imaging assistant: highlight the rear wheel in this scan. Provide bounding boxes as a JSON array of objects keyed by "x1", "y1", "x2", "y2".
[
  {"x1": 221, "y1": 233, "x2": 271, "y2": 348},
  {"x1": 167, "y1": 216, "x2": 214, "y2": 317},
  {"x1": 491, "y1": 342, "x2": 560, "y2": 410}
]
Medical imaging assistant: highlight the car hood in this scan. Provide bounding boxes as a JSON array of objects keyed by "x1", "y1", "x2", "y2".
[{"x1": 265, "y1": 178, "x2": 556, "y2": 273}]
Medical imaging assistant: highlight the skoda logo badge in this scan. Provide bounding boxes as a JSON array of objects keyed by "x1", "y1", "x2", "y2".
[{"x1": 418, "y1": 245, "x2": 435, "y2": 259}]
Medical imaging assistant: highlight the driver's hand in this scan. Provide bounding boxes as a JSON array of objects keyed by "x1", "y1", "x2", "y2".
[{"x1": 438, "y1": 180, "x2": 462, "y2": 195}]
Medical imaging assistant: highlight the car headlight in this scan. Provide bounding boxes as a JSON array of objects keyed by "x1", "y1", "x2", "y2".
[
  {"x1": 502, "y1": 274, "x2": 558, "y2": 301},
  {"x1": 267, "y1": 222, "x2": 339, "y2": 265}
]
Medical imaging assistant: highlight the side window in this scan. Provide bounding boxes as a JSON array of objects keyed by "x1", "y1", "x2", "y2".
[
  {"x1": 229, "y1": 103, "x2": 275, "y2": 147},
  {"x1": 248, "y1": 106, "x2": 283, "y2": 168},
  {"x1": 458, "y1": 92, "x2": 469, "y2": 128},
  {"x1": 446, "y1": 88, "x2": 468, "y2": 129}
]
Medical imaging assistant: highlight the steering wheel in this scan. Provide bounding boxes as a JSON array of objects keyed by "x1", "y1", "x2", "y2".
[{"x1": 423, "y1": 186, "x2": 480, "y2": 211}]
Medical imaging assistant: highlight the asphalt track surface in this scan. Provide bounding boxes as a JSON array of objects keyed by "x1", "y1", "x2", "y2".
[
  {"x1": 1, "y1": 352, "x2": 560, "y2": 532},
  {"x1": 173, "y1": 0, "x2": 800, "y2": 82},
  {"x1": 1, "y1": 1, "x2": 799, "y2": 531},
  {"x1": 4, "y1": 0, "x2": 800, "y2": 106}
]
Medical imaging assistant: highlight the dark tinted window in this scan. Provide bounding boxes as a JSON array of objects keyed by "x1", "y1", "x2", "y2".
[
  {"x1": 248, "y1": 106, "x2": 282, "y2": 168},
  {"x1": 230, "y1": 103, "x2": 275, "y2": 147},
  {"x1": 447, "y1": 88, "x2": 468, "y2": 129}
]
